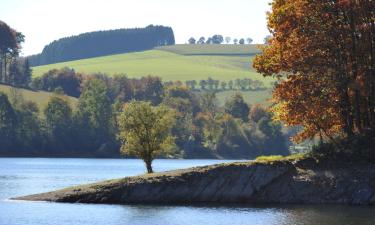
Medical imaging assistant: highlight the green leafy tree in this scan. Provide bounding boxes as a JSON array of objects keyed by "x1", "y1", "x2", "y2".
[
  {"x1": 118, "y1": 101, "x2": 176, "y2": 173},
  {"x1": 76, "y1": 78, "x2": 113, "y2": 151},
  {"x1": 197, "y1": 37, "x2": 206, "y2": 44},
  {"x1": 224, "y1": 93, "x2": 250, "y2": 122},
  {"x1": 188, "y1": 37, "x2": 196, "y2": 44},
  {"x1": 44, "y1": 96, "x2": 73, "y2": 151},
  {"x1": 225, "y1": 37, "x2": 231, "y2": 44},
  {"x1": 0, "y1": 21, "x2": 23, "y2": 83},
  {"x1": 0, "y1": 92, "x2": 17, "y2": 151},
  {"x1": 228, "y1": 80, "x2": 234, "y2": 90},
  {"x1": 199, "y1": 80, "x2": 207, "y2": 90},
  {"x1": 221, "y1": 81, "x2": 227, "y2": 90},
  {"x1": 200, "y1": 92, "x2": 218, "y2": 116}
]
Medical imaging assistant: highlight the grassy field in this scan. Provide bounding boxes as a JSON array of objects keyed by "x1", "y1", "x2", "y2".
[
  {"x1": 156, "y1": 44, "x2": 262, "y2": 55},
  {"x1": 30, "y1": 44, "x2": 273, "y2": 105},
  {"x1": 32, "y1": 44, "x2": 273, "y2": 87},
  {"x1": 0, "y1": 84, "x2": 77, "y2": 110},
  {"x1": 216, "y1": 90, "x2": 272, "y2": 107}
]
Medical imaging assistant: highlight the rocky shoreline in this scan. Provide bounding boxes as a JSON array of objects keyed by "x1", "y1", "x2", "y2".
[{"x1": 13, "y1": 158, "x2": 375, "y2": 205}]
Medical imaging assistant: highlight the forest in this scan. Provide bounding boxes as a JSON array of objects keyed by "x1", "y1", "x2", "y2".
[
  {"x1": 28, "y1": 25, "x2": 175, "y2": 66},
  {"x1": 0, "y1": 68, "x2": 290, "y2": 158}
]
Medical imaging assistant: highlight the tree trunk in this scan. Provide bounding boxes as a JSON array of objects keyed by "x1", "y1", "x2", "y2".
[
  {"x1": 145, "y1": 160, "x2": 153, "y2": 174},
  {"x1": 354, "y1": 90, "x2": 362, "y2": 133},
  {"x1": 0, "y1": 56, "x2": 2, "y2": 83},
  {"x1": 3, "y1": 54, "x2": 7, "y2": 84}
]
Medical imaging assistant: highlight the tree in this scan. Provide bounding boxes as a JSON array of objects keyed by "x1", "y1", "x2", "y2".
[
  {"x1": 44, "y1": 96, "x2": 73, "y2": 151},
  {"x1": 249, "y1": 105, "x2": 268, "y2": 123},
  {"x1": 206, "y1": 37, "x2": 213, "y2": 44},
  {"x1": 76, "y1": 78, "x2": 113, "y2": 151},
  {"x1": 263, "y1": 35, "x2": 272, "y2": 44},
  {"x1": 22, "y1": 59, "x2": 32, "y2": 87},
  {"x1": 200, "y1": 92, "x2": 218, "y2": 116},
  {"x1": 188, "y1": 37, "x2": 196, "y2": 44},
  {"x1": 224, "y1": 93, "x2": 250, "y2": 122},
  {"x1": 31, "y1": 68, "x2": 82, "y2": 97},
  {"x1": 118, "y1": 101, "x2": 176, "y2": 173},
  {"x1": 207, "y1": 77, "x2": 214, "y2": 90},
  {"x1": 221, "y1": 81, "x2": 227, "y2": 90},
  {"x1": 246, "y1": 38, "x2": 253, "y2": 44},
  {"x1": 197, "y1": 37, "x2": 206, "y2": 44},
  {"x1": 239, "y1": 38, "x2": 245, "y2": 45},
  {"x1": 253, "y1": 0, "x2": 375, "y2": 144},
  {"x1": 199, "y1": 80, "x2": 207, "y2": 90},
  {"x1": 212, "y1": 35, "x2": 224, "y2": 44},
  {"x1": 225, "y1": 37, "x2": 231, "y2": 44},
  {"x1": 228, "y1": 80, "x2": 234, "y2": 90},
  {"x1": 233, "y1": 39, "x2": 238, "y2": 45},
  {"x1": 0, "y1": 92, "x2": 17, "y2": 151},
  {"x1": 0, "y1": 21, "x2": 23, "y2": 84}
]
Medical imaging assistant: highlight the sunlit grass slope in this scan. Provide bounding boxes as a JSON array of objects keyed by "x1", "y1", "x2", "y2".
[
  {"x1": 32, "y1": 45, "x2": 273, "y2": 87},
  {"x1": 0, "y1": 84, "x2": 78, "y2": 110}
]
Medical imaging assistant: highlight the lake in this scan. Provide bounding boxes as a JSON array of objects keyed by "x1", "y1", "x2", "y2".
[{"x1": 1, "y1": 158, "x2": 375, "y2": 225}]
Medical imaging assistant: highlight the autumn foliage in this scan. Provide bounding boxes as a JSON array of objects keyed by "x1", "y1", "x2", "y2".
[{"x1": 254, "y1": 0, "x2": 375, "y2": 142}]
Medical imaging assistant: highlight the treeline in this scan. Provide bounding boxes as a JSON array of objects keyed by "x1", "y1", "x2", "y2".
[
  {"x1": 0, "y1": 70, "x2": 290, "y2": 158},
  {"x1": 28, "y1": 25, "x2": 175, "y2": 66},
  {"x1": 183, "y1": 77, "x2": 265, "y2": 91},
  {"x1": 188, "y1": 35, "x2": 253, "y2": 45}
]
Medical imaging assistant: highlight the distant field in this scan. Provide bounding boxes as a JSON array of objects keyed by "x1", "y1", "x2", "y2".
[
  {"x1": 0, "y1": 84, "x2": 78, "y2": 110},
  {"x1": 32, "y1": 44, "x2": 273, "y2": 87},
  {"x1": 216, "y1": 90, "x2": 272, "y2": 107},
  {"x1": 156, "y1": 44, "x2": 262, "y2": 56}
]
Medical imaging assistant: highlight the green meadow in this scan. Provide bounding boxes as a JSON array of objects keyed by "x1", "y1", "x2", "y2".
[
  {"x1": 30, "y1": 44, "x2": 273, "y2": 106},
  {"x1": 32, "y1": 44, "x2": 274, "y2": 87},
  {"x1": 0, "y1": 84, "x2": 77, "y2": 110}
]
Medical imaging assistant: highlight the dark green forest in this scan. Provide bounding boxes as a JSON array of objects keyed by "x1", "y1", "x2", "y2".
[{"x1": 28, "y1": 25, "x2": 175, "y2": 66}]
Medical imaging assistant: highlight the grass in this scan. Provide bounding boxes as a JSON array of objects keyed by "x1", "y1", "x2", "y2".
[
  {"x1": 32, "y1": 45, "x2": 273, "y2": 87},
  {"x1": 215, "y1": 90, "x2": 272, "y2": 106},
  {"x1": 156, "y1": 44, "x2": 262, "y2": 56},
  {"x1": 255, "y1": 153, "x2": 308, "y2": 164},
  {"x1": 31, "y1": 44, "x2": 273, "y2": 105},
  {"x1": 0, "y1": 84, "x2": 78, "y2": 111}
]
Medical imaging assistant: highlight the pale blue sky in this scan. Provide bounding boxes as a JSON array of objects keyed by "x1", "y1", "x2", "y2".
[{"x1": 1, "y1": 0, "x2": 271, "y2": 56}]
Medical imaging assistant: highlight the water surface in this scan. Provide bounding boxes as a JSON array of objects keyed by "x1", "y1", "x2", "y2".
[{"x1": 0, "y1": 158, "x2": 374, "y2": 225}]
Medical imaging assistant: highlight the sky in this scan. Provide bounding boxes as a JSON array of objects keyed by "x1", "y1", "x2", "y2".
[{"x1": 1, "y1": 0, "x2": 271, "y2": 56}]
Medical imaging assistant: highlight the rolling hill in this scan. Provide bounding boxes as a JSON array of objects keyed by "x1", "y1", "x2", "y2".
[
  {"x1": 0, "y1": 84, "x2": 78, "y2": 110},
  {"x1": 32, "y1": 44, "x2": 273, "y2": 87}
]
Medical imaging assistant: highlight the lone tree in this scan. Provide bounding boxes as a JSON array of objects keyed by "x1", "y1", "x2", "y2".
[{"x1": 118, "y1": 101, "x2": 176, "y2": 173}]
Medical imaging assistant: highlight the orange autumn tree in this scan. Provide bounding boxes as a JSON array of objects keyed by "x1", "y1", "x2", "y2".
[{"x1": 254, "y1": 0, "x2": 375, "y2": 143}]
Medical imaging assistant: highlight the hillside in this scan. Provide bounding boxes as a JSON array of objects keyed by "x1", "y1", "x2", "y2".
[
  {"x1": 156, "y1": 44, "x2": 261, "y2": 55},
  {"x1": 32, "y1": 44, "x2": 273, "y2": 87},
  {"x1": 0, "y1": 84, "x2": 77, "y2": 110}
]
